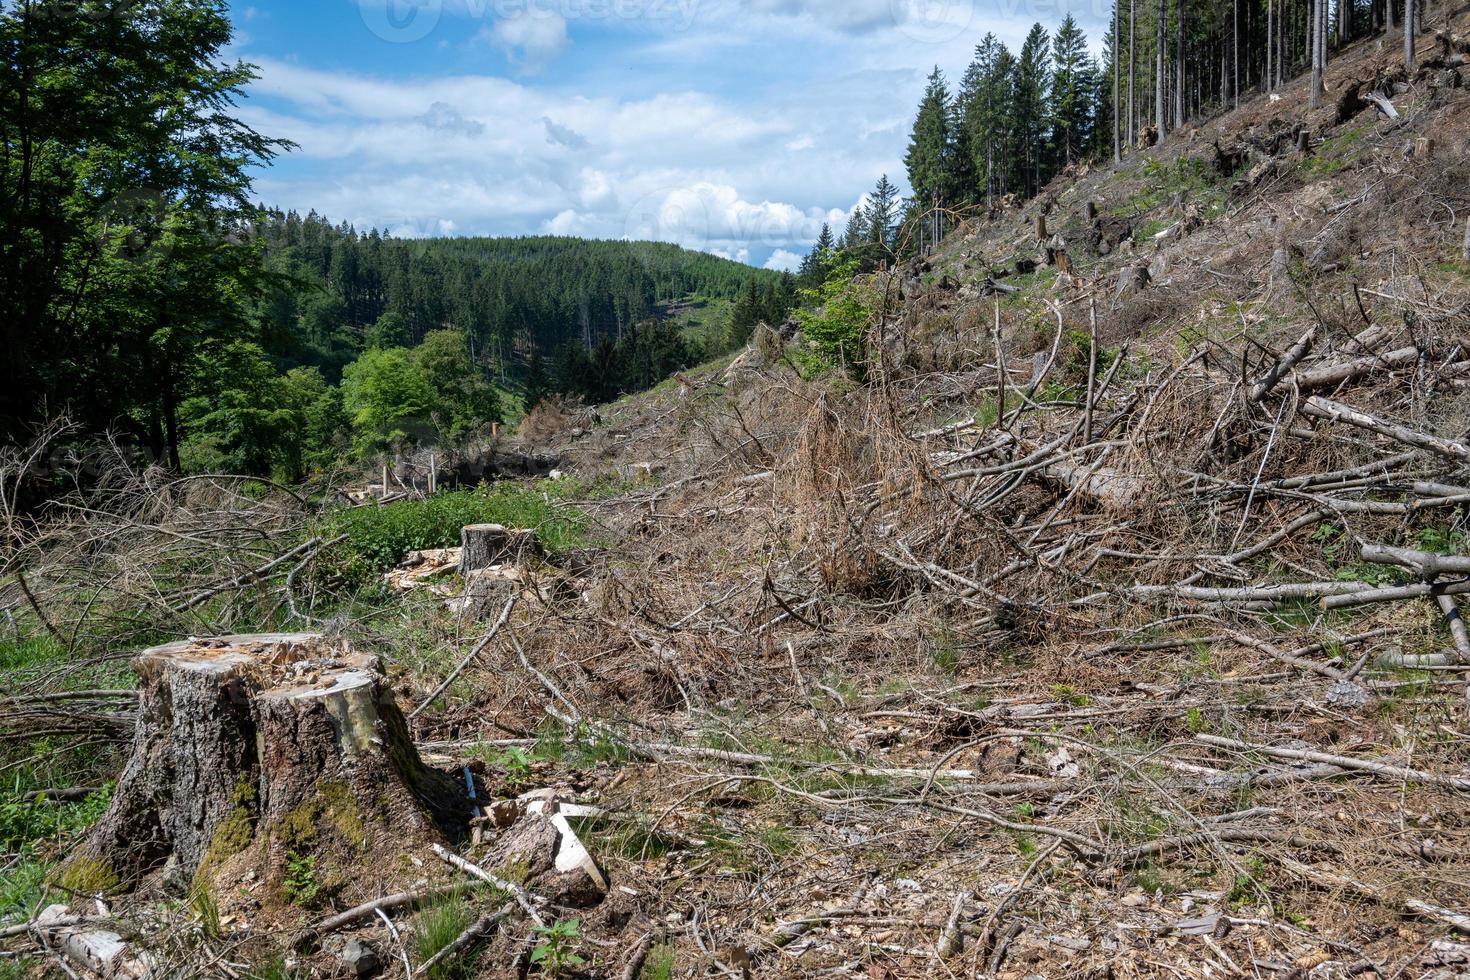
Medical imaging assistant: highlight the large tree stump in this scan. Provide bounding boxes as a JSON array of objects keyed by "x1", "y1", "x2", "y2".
[
  {"x1": 64, "y1": 635, "x2": 468, "y2": 906},
  {"x1": 459, "y1": 524, "x2": 538, "y2": 577}
]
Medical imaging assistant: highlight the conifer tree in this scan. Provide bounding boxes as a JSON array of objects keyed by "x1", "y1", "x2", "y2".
[
  {"x1": 1050, "y1": 16, "x2": 1091, "y2": 168},
  {"x1": 906, "y1": 68, "x2": 953, "y2": 205}
]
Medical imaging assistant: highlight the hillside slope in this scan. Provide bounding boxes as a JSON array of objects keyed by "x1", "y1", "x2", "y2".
[{"x1": 469, "y1": 18, "x2": 1470, "y2": 978}]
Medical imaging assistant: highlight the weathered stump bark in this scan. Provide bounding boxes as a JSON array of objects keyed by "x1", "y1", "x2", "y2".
[
  {"x1": 459, "y1": 524, "x2": 538, "y2": 577},
  {"x1": 64, "y1": 635, "x2": 467, "y2": 904}
]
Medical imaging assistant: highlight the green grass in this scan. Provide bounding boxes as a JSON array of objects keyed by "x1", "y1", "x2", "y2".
[
  {"x1": 322, "y1": 478, "x2": 617, "y2": 584},
  {"x1": 415, "y1": 896, "x2": 478, "y2": 979}
]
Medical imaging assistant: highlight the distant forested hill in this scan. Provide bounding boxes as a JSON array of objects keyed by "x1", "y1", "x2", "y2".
[{"x1": 253, "y1": 212, "x2": 794, "y2": 389}]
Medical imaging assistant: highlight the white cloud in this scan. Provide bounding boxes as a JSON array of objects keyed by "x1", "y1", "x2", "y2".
[
  {"x1": 488, "y1": 8, "x2": 568, "y2": 68},
  {"x1": 764, "y1": 249, "x2": 803, "y2": 272}
]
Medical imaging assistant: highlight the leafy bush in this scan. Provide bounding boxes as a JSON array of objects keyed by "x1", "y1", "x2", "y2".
[{"x1": 793, "y1": 259, "x2": 877, "y2": 375}]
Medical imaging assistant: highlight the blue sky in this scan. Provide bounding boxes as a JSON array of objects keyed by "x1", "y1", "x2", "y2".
[{"x1": 229, "y1": 0, "x2": 1112, "y2": 271}]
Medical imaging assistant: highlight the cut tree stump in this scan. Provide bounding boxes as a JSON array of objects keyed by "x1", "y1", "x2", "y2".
[
  {"x1": 64, "y1": 635, "x2": 468, "y2": 903},
  {"x1": 460, "y1": 524, "x2": 539, "y2": 577}
]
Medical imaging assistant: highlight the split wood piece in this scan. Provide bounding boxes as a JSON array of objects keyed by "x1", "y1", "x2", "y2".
[
  {"x1": 1196, "y1": 734, "x2": 1470, "y2": 792},
  {"x1": 1248, "y1": 326, "x2": 1317, "y2": 402},
  {"x1": 1366, "y1": 90, "x2": 1400, "y2": 118},
  {"x1": 1276, "y1": 855, "x2": 1470, "y2": 935},
  {"x1": 66, "y1": 635, "x2": 468, "y2": 898},
  {"x1": 1463, "y1": 217, "x2": 1470, "y2": 263},
  {"x1": 32, "y1": 904, "x2": 154, "y2": 979},
  {"x1": 459, "y1": 524, "x2": 538, "y2": 577},
  {"x1": 1302, "y1": 397, "x2": 1470, "y2": 462}
]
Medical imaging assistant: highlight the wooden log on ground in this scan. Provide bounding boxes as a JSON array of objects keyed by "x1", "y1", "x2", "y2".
[
  {"x1": 1360, "y1": 543, "x2": 1470, "y2": 577},
  {"x1": 1464, "y1": 216, "x2": 1470, "y2": 262},
  {"x1": 64, "y1": 635, "x2": 469, "y2": 903},
  {"x1": 1294, "y1": 346, "x2": 1426, "y2": 391},
  {"x1": 1248, "y1": 326, "x2": 1318, "y2": 402},
  {"x1": 1301, "y1": 396, "x2": 1470, "y2": 462},
  {"x1": 32, "y1": 905, "x2": 154, "y2": 979},
  {"x1": 460, "y1": 524, "x2": 539, "y2": 576}
]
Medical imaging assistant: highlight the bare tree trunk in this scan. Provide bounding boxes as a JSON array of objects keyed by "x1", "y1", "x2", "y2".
[
  {"x1": 1310, "y1": 0, "x2": 1324, "y2": 109},
  {"x1": 1176, "y1": 0, "x2": 1186, "y2": 127},
  {"x1": 1233, "y1": 0, "x2": 1241, "y2": 107},
  {"x1": 1156, "y1": 0, "x2": 1168, "y2": 137},
  {"x1": 1389, "y1": 0, "x2": 1396, "y2": 35},
  {"x1": 1404, "y1": 0, "x2": 1416, "y2": 69},
  {"x1": 1268, "y1": 0, "x2": 1275, "y2": 89},
  {"x1": 1115, "y1": 0, "x2": 1123, "y2": 161},
  {"x1": 1129, "y1": 0, "x2": 1137, "y2": 145}
]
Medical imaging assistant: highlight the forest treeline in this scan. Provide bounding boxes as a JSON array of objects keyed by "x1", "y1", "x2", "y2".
[
  {"x1": 803, "y1": 0, "x2": 1435, "y2": 279},
  {"x1": 0, "y1": 1, "x2": 789, "y2": 483}
]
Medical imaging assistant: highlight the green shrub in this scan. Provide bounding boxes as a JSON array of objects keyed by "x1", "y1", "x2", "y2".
[
  {"x1": 793, "y1": 259, "x2": 877, "y2": 375},
  {"x1": 324, "y1": 480, "x2": 607, "y2": 582}
]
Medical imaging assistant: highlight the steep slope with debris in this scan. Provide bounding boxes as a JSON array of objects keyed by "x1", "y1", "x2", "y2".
[{"x1": 457, "y1": 19, "x2": 1470, "y2": 979}]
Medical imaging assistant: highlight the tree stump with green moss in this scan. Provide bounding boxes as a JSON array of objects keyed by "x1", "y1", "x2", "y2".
[{"x1": 64, "y1": 634, "x2": 468, "y2": 906}]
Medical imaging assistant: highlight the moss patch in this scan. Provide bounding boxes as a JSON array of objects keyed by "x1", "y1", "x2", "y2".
[{"x1": 55, "y1": 855, "x2": 119, "y2": 895}]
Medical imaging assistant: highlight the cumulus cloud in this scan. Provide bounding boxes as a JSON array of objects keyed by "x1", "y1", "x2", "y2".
[
  {"x1": 764, "y1": 249, "x2": 803, "y2": 272},
  {"x1": 488, "y1": 8, "x2": 568, "y2": 68}
]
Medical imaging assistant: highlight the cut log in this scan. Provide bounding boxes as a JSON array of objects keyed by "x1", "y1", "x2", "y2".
[
  {"x1": 460, "y1": 524, "x2": 538, "y2": 577},
  {"x1": 64, "y1": 635, "x2": 468, "y2": 906},
  {"x1": 1302, "y1": 396, "x2": 1470, "y2": 461},
  {"x1": 1366, "y1": 90, "x2": 1400, "y2": 118},
  {"x1": 1463, "y1": 216, "x2": 1470, "y2": 262},
  {"x1": 1248, "y1": 326, "x2": 1318, "y2": 402},
  {"x1": 33, "y1": 905, "x2": 154, "y2": 979},
  {"x1": 1294, "y1": 346, "x2": 1425, "y2": 391}
]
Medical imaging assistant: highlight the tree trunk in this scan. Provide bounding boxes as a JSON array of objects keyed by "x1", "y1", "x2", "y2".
[
  {"x1": 1462, "y1": 215, "x2": 1470, "y2": 262},
  {"x1": 1310, "y1": 0, "x2": 1324, "y2": 109},
  {"x1": 1233, "y1": 0, "x2": 1241, "y2": 106},
  {"x1": 1405, "y1": 0, "x2": 1416, "y2": 69},
  {"x1": 460, "y1": 524, "x2": 538, "y2": 577},
  {"x1": 65, "y1": 635, "x2": 468, "y2": 903},
  {"x1": 1156, "y1": 0, "x2": 1168, "y2": 138},
  {"x1": 1268, "y1": 0, "x2": 1275, "y2": 90},
  {"x1": 1129, "y1": 0, "x2": 1137, "y2": 146},
  {"x1": 1176, "y1": 0, "x2": 1186, "y2": 127},
  {"x1": 1115, "y1": 0, "x2": 1123, "y2": 162}
]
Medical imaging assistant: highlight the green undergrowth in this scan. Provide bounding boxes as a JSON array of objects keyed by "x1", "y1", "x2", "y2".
[{"x1": 322, "y1": 477, "x2": 620, "y2": 585}]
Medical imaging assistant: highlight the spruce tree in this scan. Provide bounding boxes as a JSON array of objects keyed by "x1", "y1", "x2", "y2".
[
  {"x1": 905, "y1": 67, "x2": 953, "y2": 205},
  {"x1": 1050, "y1": 16, "x2": 1091, "y2": 168},
  {"x1": 1015, "y1": 25, "x2": 1053, "y2": 198}
]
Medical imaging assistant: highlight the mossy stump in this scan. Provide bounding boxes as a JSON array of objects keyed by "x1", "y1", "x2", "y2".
[{"x1": 66, "y1": 634, "x2": 468, "y2": 904}]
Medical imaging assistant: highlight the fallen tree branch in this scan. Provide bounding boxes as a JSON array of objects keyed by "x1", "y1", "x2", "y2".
[
  {"x1": 1196, "y1": 734, "x2": 1470, "y2": 792},
  {"x1": 1302, "y1": 396, "x2": 1470, "y2": 462}
]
